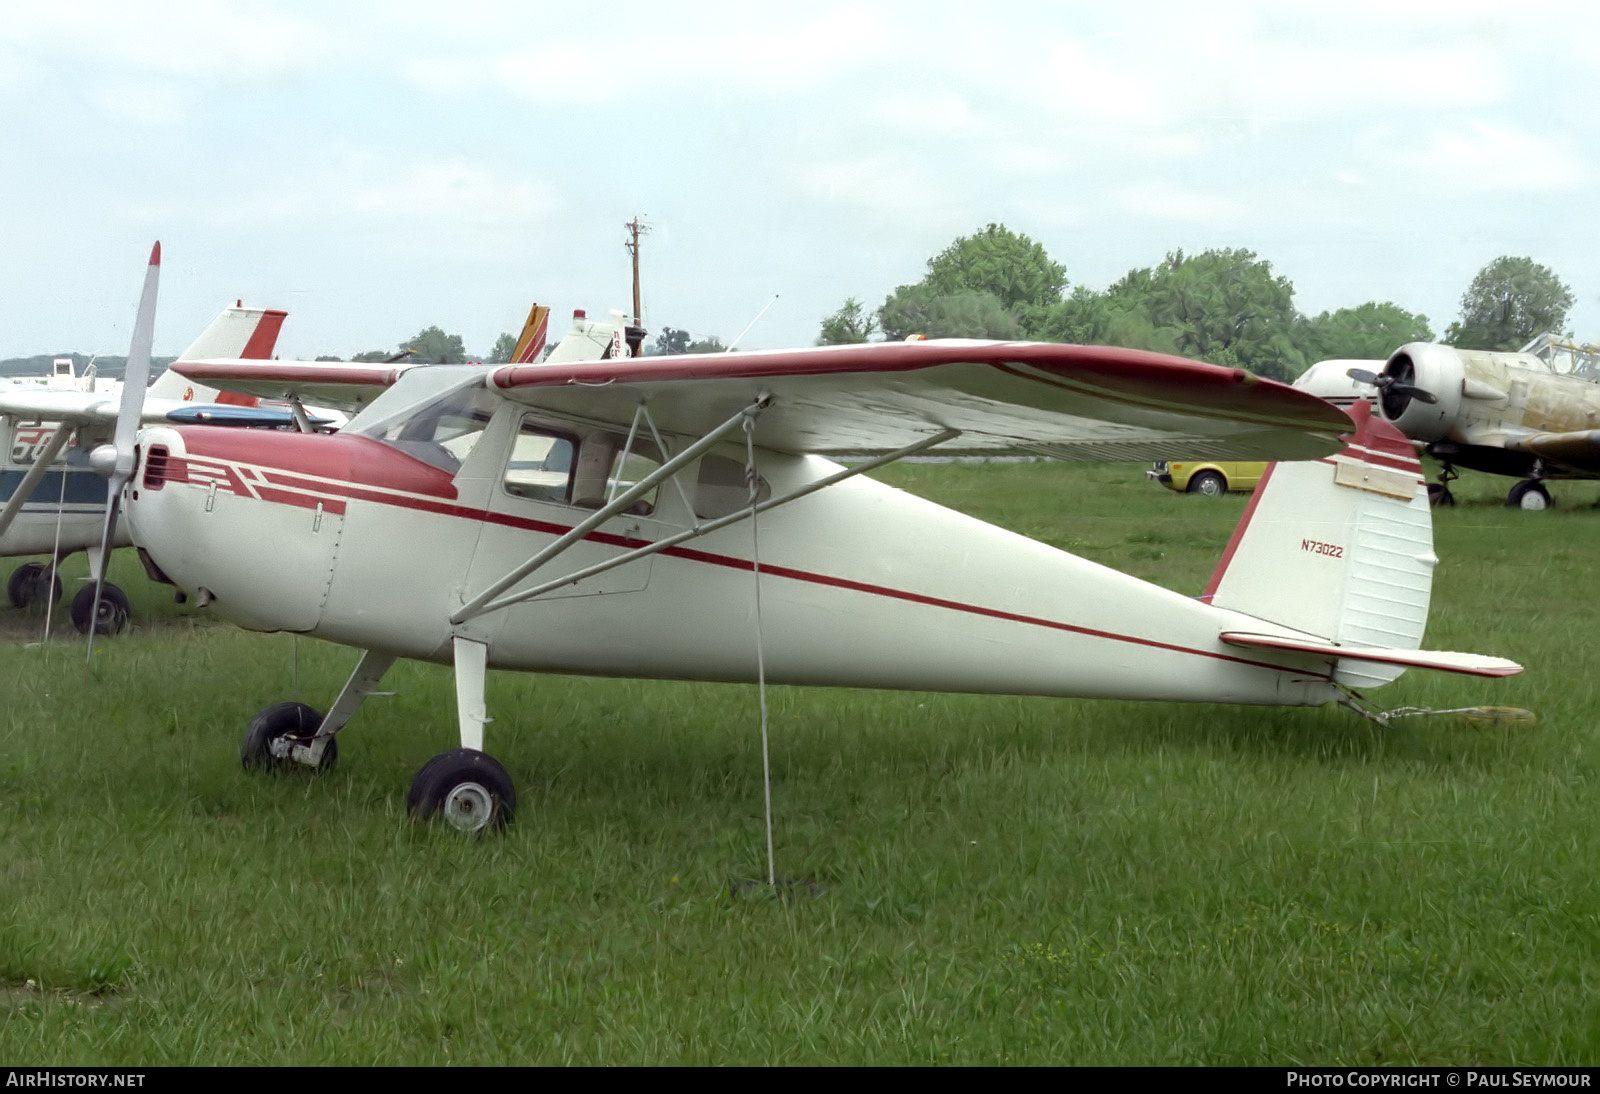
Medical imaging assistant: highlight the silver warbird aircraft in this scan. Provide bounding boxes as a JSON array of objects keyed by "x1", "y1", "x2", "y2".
[{"x1": 1343, "y1": 338, "x2": 1600, "y2": 509}]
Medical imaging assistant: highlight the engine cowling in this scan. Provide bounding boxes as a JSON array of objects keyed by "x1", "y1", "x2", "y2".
[{"x1": 1375, "y1": 342, "x2": 1465, "y2": 442}]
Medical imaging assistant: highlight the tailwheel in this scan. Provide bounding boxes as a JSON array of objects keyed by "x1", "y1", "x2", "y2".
[
  {"x1": 7, "y1": 563, "x2": 62, "y2": 609},
  {"x1": 70, "y1": 583, "x2": 129, "y2": 634},
  {"x1": 1426, "y1": 482, "x2": 1455, "y2": 507},
  {"x1": 241, "y1": 701, "x2": 338, "y2": 771},
  {"x1": 407, "y1": 749, "x2": 516, "y2": 833},
  {"x1": 1506, "y1": 480, "x2": 1551, "y2": 511}
]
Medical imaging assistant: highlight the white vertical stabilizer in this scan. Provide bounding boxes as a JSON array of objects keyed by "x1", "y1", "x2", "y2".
[
  {"x1": 147, "y1": 305, "x2": 288, "y2": 402},
  {"x1": 1204, "y1": 402, "x2": 1437, "y2": 688}
]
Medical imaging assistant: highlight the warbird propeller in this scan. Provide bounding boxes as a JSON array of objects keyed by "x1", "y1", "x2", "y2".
[{"x1": 109, "y1": 262, "x2": 1519, "y2": 832}]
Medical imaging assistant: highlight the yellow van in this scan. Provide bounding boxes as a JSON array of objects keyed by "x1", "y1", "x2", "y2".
[{"x1": 1147, "y1": 460, "x2": 1267, "y2": 496}]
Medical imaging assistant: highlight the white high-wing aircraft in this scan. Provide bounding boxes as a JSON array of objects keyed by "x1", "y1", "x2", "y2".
[
  {"x1": 0, "y1": 292, "x2": 290, "y2": 632},
  {"x1": 89, "y1": 248, "x2": 1519, "y2": 832}
]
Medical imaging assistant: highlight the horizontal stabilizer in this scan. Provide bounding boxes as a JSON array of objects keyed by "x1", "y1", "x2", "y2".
[{"x1": 1219, "y1": 631, "x2": 1522, "y2": 678}]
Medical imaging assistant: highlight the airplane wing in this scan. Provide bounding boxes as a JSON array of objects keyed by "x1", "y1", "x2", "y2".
[
  {"x1": 485, "y1": 340, "x2": 1353, "y2": 460},
  {"x1": 167, "y1": 360, "x2": 410, "y2": 415},
  {"x1": 1503, "y1": 429, "x2": 1600, "y2": 473}
]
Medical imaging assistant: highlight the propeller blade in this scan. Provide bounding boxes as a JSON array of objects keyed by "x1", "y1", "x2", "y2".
[
  {"x1": 85, "y1": 242, "x2": 159, "y2": 665},
  {"x1": 1346, "y1": 367, "x2": 1382, "y2": 386},
  {"x1": 1390, "y1": 383, "x2": 1438, "y2": 405}
]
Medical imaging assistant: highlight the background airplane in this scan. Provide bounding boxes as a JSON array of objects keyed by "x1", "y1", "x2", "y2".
[{"x1": 1342, "y1": 338, "x2": 1600, "y2": 509}]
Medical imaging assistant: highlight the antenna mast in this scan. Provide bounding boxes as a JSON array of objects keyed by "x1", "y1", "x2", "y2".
[{"x1": 624, "y1": 216, "x2": 650, "y2": 358}]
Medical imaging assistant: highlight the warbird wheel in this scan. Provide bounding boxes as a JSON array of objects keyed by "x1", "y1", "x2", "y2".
[
  {"x1": 70, "y1": 583, "x2": 129, "y2": 635},
  {"x1": 1188, "y1": 470, "x2": 1227, "y2": 497},
  {"x1": 1506, "y1": 480, "x2": 1550, "y2": 511},
  {"x1": 7, "y1": 563, "x2": 62, "y2": 609},
  {"x1": 407, "y1": 749, "x2": 516, "y2": 833},
  {"x1": 241, "y1": 702, "x2": 338, "y2": 772}
]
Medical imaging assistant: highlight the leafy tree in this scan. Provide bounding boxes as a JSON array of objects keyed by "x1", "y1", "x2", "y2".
[
  {"x1": 351, "y1": 350, "x2": 394, "y2": 362},
  {"x1": 654, "y1": 327, "x2": 691, "y2": 355},
  {"x1": 1444, "y1": 256, "x2": 1574, "y2": 351},
  {"x1": 879, "y1": 286, "x2": 1018, "y2": 341},
  {"x1": 488, "y1": 332, "x2": 518, "y2": 363},
  {"x1": 686, "y1": 336, "x2": 726, "y2": 354},
  {"x1": 1030, "y1": 286, "x2": 1181, "y2": 355},
  {"x1": 405, "y1": 326, "x2": 468, "y2": 363},
  {"x1": 1093, "y1": 248, "x2": 1306, "y2": 379},
  {"x1": 816, "y1": 297, "x2": 879, "y2": 344},
  {"x1": 923, "y1": 223, "x2": 1066, "y2": 310},
  {"x1": 1298, "y1": 302, "x2": 1433, "y2": 362},
  {"x1": 314, "y1": 354, "x2": 343, "y2": 362}
]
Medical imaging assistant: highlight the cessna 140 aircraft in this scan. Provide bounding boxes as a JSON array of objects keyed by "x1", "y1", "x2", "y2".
[
  {"x1": 1344, "y1": 338, "x2": 1600, "y2": 509},
  {"x1": 85, "y1": 244, "x2": 1521, "y2": 833},
  {"x1": 0, "y1": 299, "x2": 289, "y2": 631}
]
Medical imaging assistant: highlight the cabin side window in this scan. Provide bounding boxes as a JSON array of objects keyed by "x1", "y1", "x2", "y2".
[
  {"x1": 502, "y1": 417, "x2": 577, "y2": 504},
  {"x1": 572, "y1": 436, "x2": 664, "y2": 516}
]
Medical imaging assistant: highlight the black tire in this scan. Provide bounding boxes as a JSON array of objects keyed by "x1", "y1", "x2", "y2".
[
  {"x1": 407, "y1": 749, "x2": 516, "y2": 833},
  {"x1": 241, "y1": 701, "x2": 337, "y2": 772},
  {"x1": 1426, "y1": 483, "x2": 1455, "y2": 507},
  {"x1": 1187, "y1": 471, "x2": 1227, "y2": 497},
  {"x1": 7, "y1": 563, "x2": 62, "y2": 609},
  {"x1": 1505, "y1": 480, "x2": 1551, "y2": 511},
  {"x1": 69, "y1": 583, "x2": 129, "y2": 635}
]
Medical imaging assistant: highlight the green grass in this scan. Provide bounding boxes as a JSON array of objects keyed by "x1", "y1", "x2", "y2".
[{"x1": 0, "y1": 462, "x2": 1597, "y2": 1064}]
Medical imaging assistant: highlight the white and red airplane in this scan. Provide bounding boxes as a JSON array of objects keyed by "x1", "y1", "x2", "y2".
[
  {"x1": 99, "y1": 247, "x2": 1520, "y2": 832},
  {"x1": 0, "y1": 294, "x2": 290, "y2": 632}
]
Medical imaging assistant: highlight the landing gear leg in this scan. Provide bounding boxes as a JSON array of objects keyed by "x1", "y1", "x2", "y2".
[
  {"x1": 72, "y1": 543, "x2": 128, "y2": 634},
  {"x1": 241, "y1": 648, "x2": 396, "y2": 771},
  {"x1": 407, "y1": 637, "x2": 516, "y2": 833},
  {"x1": 1427, "y1": 463, "x2": 1458, "y2": 507}
]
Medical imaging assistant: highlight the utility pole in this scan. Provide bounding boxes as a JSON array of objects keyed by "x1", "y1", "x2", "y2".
[{"x1": 623, "y1": 216, "x2": 650, "y2": 358}]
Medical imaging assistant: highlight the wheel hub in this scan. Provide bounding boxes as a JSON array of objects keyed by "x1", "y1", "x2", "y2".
[{"x1": 441, "y1": 781, "x2": 495, "y2": 832}]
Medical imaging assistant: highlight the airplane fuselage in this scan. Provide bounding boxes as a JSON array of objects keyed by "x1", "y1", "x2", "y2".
[{"x1": 128, "y1": 406, "x2": 1344, "y2": 709}]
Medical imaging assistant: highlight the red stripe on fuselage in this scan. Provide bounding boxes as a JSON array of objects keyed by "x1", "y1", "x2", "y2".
[{"x1": 164, "y1": 427, "x2": 1330, "y2": 681}]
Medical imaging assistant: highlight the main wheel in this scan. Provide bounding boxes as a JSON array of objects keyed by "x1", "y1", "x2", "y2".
[
  {"x1": 69, "y1": 583, "x2": 129, "y2": 634},
  {"x1": 7, "y1": 563, "x2": 62, "y2": 609},
  {"x1": 1187, "y1": 471, "x2": 1227, "y2": 497},
  {"x1": 1506, "y1": 480, "x2": 1551, "y2": 511},
  {"x1": 241, "y1": 701, "x2": 337, "y2": 771},
  {"x1": 407, "y1": 749, "x2": 516, "y2": 833}
]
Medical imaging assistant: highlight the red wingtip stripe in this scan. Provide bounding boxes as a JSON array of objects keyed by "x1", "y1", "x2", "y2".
[{"x1": 149, "y1": 241, "x2": 162, "y2": 266}]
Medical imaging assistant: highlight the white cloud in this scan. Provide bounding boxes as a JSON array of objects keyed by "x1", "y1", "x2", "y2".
[
  {"x1": 1111, "y1": 180, "x2": 1246, "y2": 225},
  {"x1": 1384, "y1": 119, "x2": 1583, "y2": 193}
]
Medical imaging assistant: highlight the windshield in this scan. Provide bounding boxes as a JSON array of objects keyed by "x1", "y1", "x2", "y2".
[{"x1": 348, "y1": 372, "x2": 500, "y2": 474}]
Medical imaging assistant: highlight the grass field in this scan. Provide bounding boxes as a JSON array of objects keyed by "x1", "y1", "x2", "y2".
[{"x1": 1, "y1": 463, "x2": 1597, "y2": 1065}]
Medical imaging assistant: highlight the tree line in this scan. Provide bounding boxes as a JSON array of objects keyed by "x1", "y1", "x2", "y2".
[{"x1": 817, "y1": 224, "x2": 1577, "y2": 381}]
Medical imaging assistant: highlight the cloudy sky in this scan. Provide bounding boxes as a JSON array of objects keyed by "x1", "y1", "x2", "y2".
[{"x1": 1, "y1": 0, "x2": 1595, "y2": 360}]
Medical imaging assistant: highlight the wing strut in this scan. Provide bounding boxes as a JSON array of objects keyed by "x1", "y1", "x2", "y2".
[
  {"x1": 452, "y1": 399, "x2": 768, "y2": 624},
  {"x1": 449, "y1": 423, "x2": 962, "y2": 623}
]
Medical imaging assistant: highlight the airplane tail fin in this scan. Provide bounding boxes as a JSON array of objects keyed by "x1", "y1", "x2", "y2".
[
  {"x1": 510, "y1": 303, "x2": 551, "y2": 363},
  {"x1": 1204, "y1": 401, "x2": 1441, "y2": 688},
  {"x1": 147, "y1": 303, "x2": 287, "y2": 405},
  {"x1": 544, "y1": 309, "x2": 628, "y2": 365}
]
